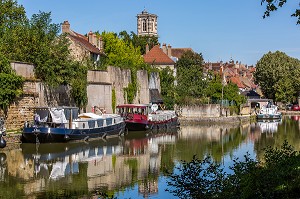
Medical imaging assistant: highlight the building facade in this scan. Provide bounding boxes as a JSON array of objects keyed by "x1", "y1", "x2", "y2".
[{"x1": 61, "y1": 21, "x2": 105, "y2": 65}]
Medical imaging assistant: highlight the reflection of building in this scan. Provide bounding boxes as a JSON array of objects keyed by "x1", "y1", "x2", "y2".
[
  {"x1": 179, "y1": 124, "x2": 239, "y2": 142},
  {"x1": 139, "y1": 179, "x2": 158, "y2": 198}
]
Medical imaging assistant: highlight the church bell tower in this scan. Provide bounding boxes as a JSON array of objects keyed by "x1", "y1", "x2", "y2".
[{"x1": 137, "y1": 9, "x2": 158, "y2": 37}]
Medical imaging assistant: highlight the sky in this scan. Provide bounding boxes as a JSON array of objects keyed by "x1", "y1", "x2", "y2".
[{"x1": 17, "y1": 0, "x2": 300, "y2": 66}]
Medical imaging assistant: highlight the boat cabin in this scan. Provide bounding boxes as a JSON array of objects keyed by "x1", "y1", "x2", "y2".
[
  {"x1": 31, "y1": 107, "x2": 79, "y2": 128},
  {"x1": 116, "y1": 104, "x2": 151, "y2": 117}
]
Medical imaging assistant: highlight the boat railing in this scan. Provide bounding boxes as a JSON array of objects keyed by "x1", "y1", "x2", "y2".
[{"x1": 149, "y1": 111, "x2": 177, "y2": 122}]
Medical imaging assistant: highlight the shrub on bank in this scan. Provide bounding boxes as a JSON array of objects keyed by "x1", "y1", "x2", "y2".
[{"x1": 166, "y1": 140, "x2": 300, "y2": 199}]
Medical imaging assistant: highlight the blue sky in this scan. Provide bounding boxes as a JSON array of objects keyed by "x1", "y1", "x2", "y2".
[{"x1": 18, "y1": 0, "x2": 300, "y2": 66}]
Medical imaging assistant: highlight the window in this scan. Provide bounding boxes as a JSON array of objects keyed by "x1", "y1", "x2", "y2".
[{"x1": 142, "y1": 19, "x2": 147, "y2": 32}]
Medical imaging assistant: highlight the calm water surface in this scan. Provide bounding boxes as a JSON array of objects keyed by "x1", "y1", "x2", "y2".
[{"x1": 1, "y1": 115, "x2": 300, "y2": 198}]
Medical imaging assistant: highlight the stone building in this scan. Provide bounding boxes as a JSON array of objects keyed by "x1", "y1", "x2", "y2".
[
  {"x1": 137, "y1": 9, "x2": 158, "y2": 37},
  {"x1": 61, "y1": 21, "x2": 105, "y2": 65}
]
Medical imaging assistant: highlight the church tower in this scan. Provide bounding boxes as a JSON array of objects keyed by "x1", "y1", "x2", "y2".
[{"x1": 137, "y1": 9, "x2": 158, "y2": 37}]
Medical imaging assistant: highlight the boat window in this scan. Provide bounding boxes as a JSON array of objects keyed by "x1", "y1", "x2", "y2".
[
  {"x1": 97, "y1": 119, "x2": 103, "y2": 127},
  {"x1": 106, "y1": 118, "x2": 112, "y2": 126},
  {"x1": 88, "y1": 120, "x2": 95, "y2": 128}
]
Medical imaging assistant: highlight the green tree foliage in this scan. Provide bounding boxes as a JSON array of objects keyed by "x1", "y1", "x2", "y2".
[
  {"x1": 261, "y1": 0, "x2": 300, "y2": 24},
  {"x1": 118, "y1": 30, "x2": 159, "y2": 55},
  {"x1": 176, "y1": 51, "x2": 206, "y2": 104},
  {"x1": 159, "y1": 67, "x2": 176, "y2": 109},
  {"x1": 0, "y1": 53, "x2": 23, "y2": 111},
  {"x1": 0, "y1": 0, "x2": 27, "y2": 37},
  {"x1": 254, "y1": 51, "x2": 300, "y2": 102},
  {"x1": 70, "y1": 62, "x2": 88, "y2": 109},
  {"x1": 0, "y1": 0, "x2": 89, "y2": 109},
  {"x1": 101, "y1": 31, "x2": 145, "y2": 69},
  {"x1": 205, "y1": 73, "x2": 223, "y2": 101},
  {"x1": 166, "y1": 141, "x2": 300, "y2": 199}
]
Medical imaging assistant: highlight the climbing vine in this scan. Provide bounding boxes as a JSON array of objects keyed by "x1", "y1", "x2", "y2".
[
  {"x1": 112, "y1": 88, "x2": 116, "y2": 113},
  {"x1": 124, "y1": 69, "x2": 138, "y2": 104}
]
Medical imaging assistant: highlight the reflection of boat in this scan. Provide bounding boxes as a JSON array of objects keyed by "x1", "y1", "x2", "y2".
[
  {"x1": 291, "y1": 115, "x2": 300, "y2": 121},
  {"x1": 256, "y1": 102, "x2": 282, "y2": 120},
  {"x1": 257, "y1": 119, "x2": 281, "y2": 133},
  {"x1": 116, "y1": 104, "x2": 179, "y2": 131},
  {"x1": 22, "y1": 107, "x2": 126, "y2": 143},
  {"x1": 21, "y1": 138, "x2": 123, "y2": 180}
]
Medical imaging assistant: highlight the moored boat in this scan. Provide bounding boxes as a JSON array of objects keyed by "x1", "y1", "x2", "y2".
[
  {"x1": 22, "y1": 107, "x2": 126, "y2": 143},
  {"x1": 116, "y1": 104, "x2": 179, "y2": 131},
  {"x1": 0, "y1": 118, "x2": 6, "y2": 148},
  {"x1": 256, "y1": 102, "x2": 282, "y2": 120}
]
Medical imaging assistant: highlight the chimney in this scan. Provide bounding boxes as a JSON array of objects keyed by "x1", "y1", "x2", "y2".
[
  {"x1": 145, "y1": 43, "x2": 149, "y2": 54},
  {"x1": 93, "y1": 34, "x2": 98, "y2": 47},
  {"x1": 100, "y1": 37, "x2": 104, "y2": 52},
  {"x1": 167, "y1": 44, "x2": 172, "y2": 57},
  {"x1": 88, "y1": 31, "x2": 93, "y2": 41},
  {"x1": 162, "y1": 43, "x2": 167, "y2": 54},
  {"x1": 62, "y1": 21, "x2": 70, "y2": 33}
]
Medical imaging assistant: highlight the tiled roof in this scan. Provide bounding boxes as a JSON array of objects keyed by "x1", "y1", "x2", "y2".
[
  {"x1": 143, "y1": 45, "x2": 175, "y2": 65},
  {"x1": 68, "y1": 32, "x2": 104, "y2": 55},
  {"x1": 230, "y1": 76, "x2": 245, "y2": 88},
  {"x1": 171, "y1": 48, "x2": 193, "y2": 59}
]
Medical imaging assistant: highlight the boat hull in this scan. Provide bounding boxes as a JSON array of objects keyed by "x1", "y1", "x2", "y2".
[
  {"x1": 256, "y1": 113, "x2": 282, "y2": 120},
  {"x1": 22, "y1": 122, "x2": 126, "y2": 143},
  {"x1": 125, "y1": 117, "x2": 179, "y2": 131}
]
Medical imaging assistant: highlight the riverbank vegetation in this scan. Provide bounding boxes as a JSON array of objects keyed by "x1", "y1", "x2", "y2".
[
  {"x1": 254, "y1": 51, "x2": 300, "y2": 104},
  {"x1": 166, "y1": 141, "x2": 300, "y2": 199}
]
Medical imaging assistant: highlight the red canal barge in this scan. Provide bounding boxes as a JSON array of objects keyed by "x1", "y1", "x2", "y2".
[{"x1": 116, "y1": 104, "x2": 179, "y2": 131}]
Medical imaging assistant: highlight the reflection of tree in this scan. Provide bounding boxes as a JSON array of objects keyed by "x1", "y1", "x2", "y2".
[
  {"x1": 160, "y1": 144, "x2": 176, "y2": 175},
  {"x1": 40, "y1": 163, "x2": 89, "y2": 198},
  {"x1": 255, "y1": 118, "x2": 300, "y2": 162},
  {"x1": 124, "y1": 158, "x2": 138, "y2": 185},
  {"x1": 175, "y1": 125, "x2": 248, "y2": 163}
]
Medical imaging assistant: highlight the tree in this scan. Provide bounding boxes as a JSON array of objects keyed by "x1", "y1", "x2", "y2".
[
  {"x1": 176, "y1": 50, "x2": 206, "y2": 104},
  {"x1": 166, "y1": 141, "x2": 300, "y2": 198},
  {"x1": 254, "y1": 51, "x2": 300, "y2": 102},
  {"x1": 101, "y1": 31, "x2": 145, "y2": 69},
  {"x1": 118, "y1": 30, "x2": 159, "y2": 55},
  {"x1": 0, "y1": 0, "x2": 90, "y2": 108},
  {"x1": 160, "y1": 67, "x2": 176, "y2": 109},
  {"x1": 0, "y1": 0, "x2": 27, "y2": 37},
  {"x1": 261, "y1": 0, "x2": 300, "y2": 24},
  {"x1": 0, "y1": 53, "x2": 23, "y2": 112},
  {"x1": 205, "y1": 73, "x2": 246, "y2": 112}
]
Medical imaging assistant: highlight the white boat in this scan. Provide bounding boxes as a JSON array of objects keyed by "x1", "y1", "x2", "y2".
[{"x1": 256, "y1": 102, "x2": 282, "y2": 120}]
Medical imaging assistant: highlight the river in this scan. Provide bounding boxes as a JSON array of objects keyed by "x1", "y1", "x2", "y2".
[{"x1": 0, "y1": 115, "x2": 299, "y2": 198}]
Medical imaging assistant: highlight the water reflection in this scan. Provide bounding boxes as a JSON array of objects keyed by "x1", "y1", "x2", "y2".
[
  {"x1": 256, "y1": 119, "x2": 282, "y2": 134},
  {"x1": 1, "y1": 116, "x2": 300, "y2": 198}
]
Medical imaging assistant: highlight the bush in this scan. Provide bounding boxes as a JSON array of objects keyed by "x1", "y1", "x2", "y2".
[{"x1": 166, "y1": 141, "x2": 300, "y2": 199}]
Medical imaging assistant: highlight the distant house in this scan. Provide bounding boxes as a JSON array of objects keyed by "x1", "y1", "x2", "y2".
[
  {"x1": 143, "y1": 45, "x2": 175, "y2": 70},
  {"x1": 160, "y1": 43, "x2": 194, "y2": 62},
  {"x1": 205, "y1": 60, "x2": 258, "y2": 92},
  {"x1": 61, "y1": 21, "x2": 105, "y2": 65}
]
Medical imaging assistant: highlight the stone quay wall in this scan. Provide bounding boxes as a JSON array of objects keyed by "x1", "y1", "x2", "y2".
[{"x1": 5, "y1": 63, "x2": 159, "y2": 131}]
